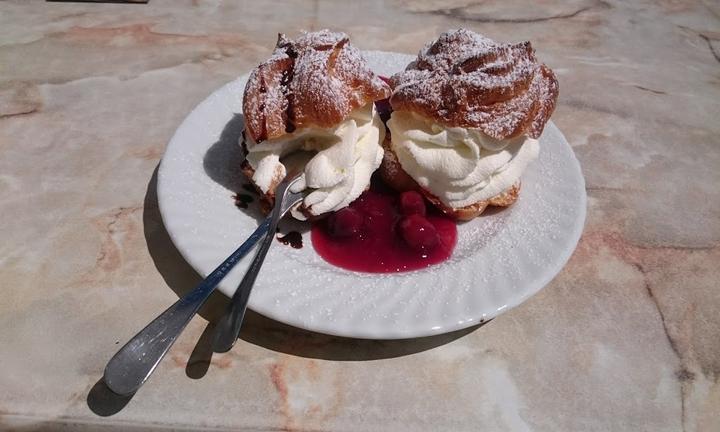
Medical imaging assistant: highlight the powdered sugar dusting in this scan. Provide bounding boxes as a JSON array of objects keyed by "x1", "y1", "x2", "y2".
[
  {"x1": 390, "y1": 29, "x2": 559, "y2": 140},
  {"x1": 243, "y1": 30, "x2": 390, "y2": 144}
]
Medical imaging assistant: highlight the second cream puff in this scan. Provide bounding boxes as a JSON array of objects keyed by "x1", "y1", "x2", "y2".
[{"x1": 382, "y1": 29, "x2": 559, "y2": 220}]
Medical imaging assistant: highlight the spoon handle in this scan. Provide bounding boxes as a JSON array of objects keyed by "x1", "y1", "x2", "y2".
[
  {"x1": 103, "y1": 217, "x2": 271, "y2": 396},
  {"x1": 211, "y1": 212, "x2": 282, "y2": 353},
  {"x1": 211, "y1": 174, "x2": 304, "y2": 353}
]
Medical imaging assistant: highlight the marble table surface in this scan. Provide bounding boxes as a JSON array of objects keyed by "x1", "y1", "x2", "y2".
[{"x1": 1, "y1": 0, "x2": 719, "y2": 431}]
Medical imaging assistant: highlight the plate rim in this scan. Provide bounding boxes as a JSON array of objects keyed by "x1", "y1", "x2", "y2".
[{"x1": 157, "y1": 50, "x2": 587, "y2": 339}]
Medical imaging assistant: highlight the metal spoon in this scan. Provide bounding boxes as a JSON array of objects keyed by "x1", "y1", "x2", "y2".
[
  {"x1": 103, "y1": 173, "x2": 304, "y2": 396},
  {"x1": 212, "y1": 174, "x2": 305, "y2": 353}
]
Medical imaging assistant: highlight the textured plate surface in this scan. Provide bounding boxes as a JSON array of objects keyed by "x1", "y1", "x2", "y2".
[{"x1": 157, "y1": 51, "x2": 586, "y2": 339}]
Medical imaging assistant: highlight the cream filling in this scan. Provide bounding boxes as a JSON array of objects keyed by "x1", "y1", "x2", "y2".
[
  {"x1": 387, "y1": 111, "x2": 539, "y2": 209},
  {"x1": 243, "y1": 103, "x2": 385, "y2": 219}
]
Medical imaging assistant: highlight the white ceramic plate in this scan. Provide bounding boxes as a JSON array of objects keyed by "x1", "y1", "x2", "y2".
[{"x1": 158, "y1": 51, "x2": 586, "y2": 339}]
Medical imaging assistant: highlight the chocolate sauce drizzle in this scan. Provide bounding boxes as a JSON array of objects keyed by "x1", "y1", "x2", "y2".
[
  {"x1": 277, "y1": 231, "x2": 303, "y2": 249},
  {"x1": 233, "y1": 193, "x2": 253, "y2": 209}
]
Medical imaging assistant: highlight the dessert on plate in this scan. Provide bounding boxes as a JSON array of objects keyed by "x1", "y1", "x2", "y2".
[
  {"x1": 237, "y1": 28, "x2": 560, "y2": 273},
  {"x1": 240, "y1": 30, "x2": 391, "y2": 219},
  {"x1": 381, "y1": 28, "x2": 559, "y2": 220}
]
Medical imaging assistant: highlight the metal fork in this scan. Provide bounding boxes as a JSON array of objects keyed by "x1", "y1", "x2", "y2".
[
  {"x1": 103, "y1": 173, "x2": 304, "y2": 396},
  {"x1": 211, "y1": 174, "x2": 305, "y2": 352}
]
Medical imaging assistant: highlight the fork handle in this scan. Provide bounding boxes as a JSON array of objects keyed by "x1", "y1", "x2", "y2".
[
  {"x1": 210, "y1": 175, "x2": 299, "y2": 353},
  {"x1": 103, "y1": 217, "x2": 271, "y2": 396},
  {"x1": 211, "y1": 208, "x2": 283, "y2": 352}
]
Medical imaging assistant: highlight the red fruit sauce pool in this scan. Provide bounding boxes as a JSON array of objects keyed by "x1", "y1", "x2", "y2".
[{"x1": 311, "y1": 179, "x2": 457, "y2": 273}]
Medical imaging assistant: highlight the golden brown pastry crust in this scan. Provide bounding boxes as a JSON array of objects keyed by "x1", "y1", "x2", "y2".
[
  {"x1": 389, "y1": 29, "x2": 558, "y2": 140},
  {"x1": 242, "y1": 30, "x2": 391, "y2": 145},
  {"x1": 379, "y1": 136, "x2": 520, "y2": 221}
]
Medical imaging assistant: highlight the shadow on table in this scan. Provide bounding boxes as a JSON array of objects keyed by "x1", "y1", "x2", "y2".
[
  {"x1": 86, "y1": 379, "x2": 134, "y2": 417},
  {"x1": 144, "y1": 113, "x2": 487, "y2": 368}
]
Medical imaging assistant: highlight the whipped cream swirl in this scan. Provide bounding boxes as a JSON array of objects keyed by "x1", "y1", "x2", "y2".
[
  {"x1": 387, "y1": 111, "x2": 539, "y2": 209},
  {"x1": 244, "y1": 103, "x2": 384, "y2": 219}
]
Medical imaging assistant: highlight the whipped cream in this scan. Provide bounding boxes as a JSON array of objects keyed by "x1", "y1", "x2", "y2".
[
  {"x1": 387, "y1": 111, "x2": 539, "y2": 209},
  {"x1": 243, "y1": 103, "x2": 385, "y2": 219}
]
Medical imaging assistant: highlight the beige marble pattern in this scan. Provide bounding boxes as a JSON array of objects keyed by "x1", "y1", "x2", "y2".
[{"x1": 1, "y1": 0, "x2": 719, "y2": 430}]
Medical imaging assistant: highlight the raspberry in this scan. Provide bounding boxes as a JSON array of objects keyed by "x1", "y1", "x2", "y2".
[
  {"x1": 327, "y1": 207, "x2": 363, "y2": 238},
  {"x1": 399, "y1": 191, "x2": 426, "y2": 216},
  {"x1": 399, "y1": 214, "x2": 439, "y2": 251}
]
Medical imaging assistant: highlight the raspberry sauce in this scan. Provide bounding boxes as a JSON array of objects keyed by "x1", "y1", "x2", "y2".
[{"x1": 311, "y1": 179, "x2": 457, "y2": 273}]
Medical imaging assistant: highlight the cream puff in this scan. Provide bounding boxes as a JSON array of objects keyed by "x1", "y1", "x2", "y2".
[
  {"x1": 381, "y1": 29, "x2": 559, "y2": 220},
  {"x1": 240, "y1": 30, "x2": 391, "y2": 219}
]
